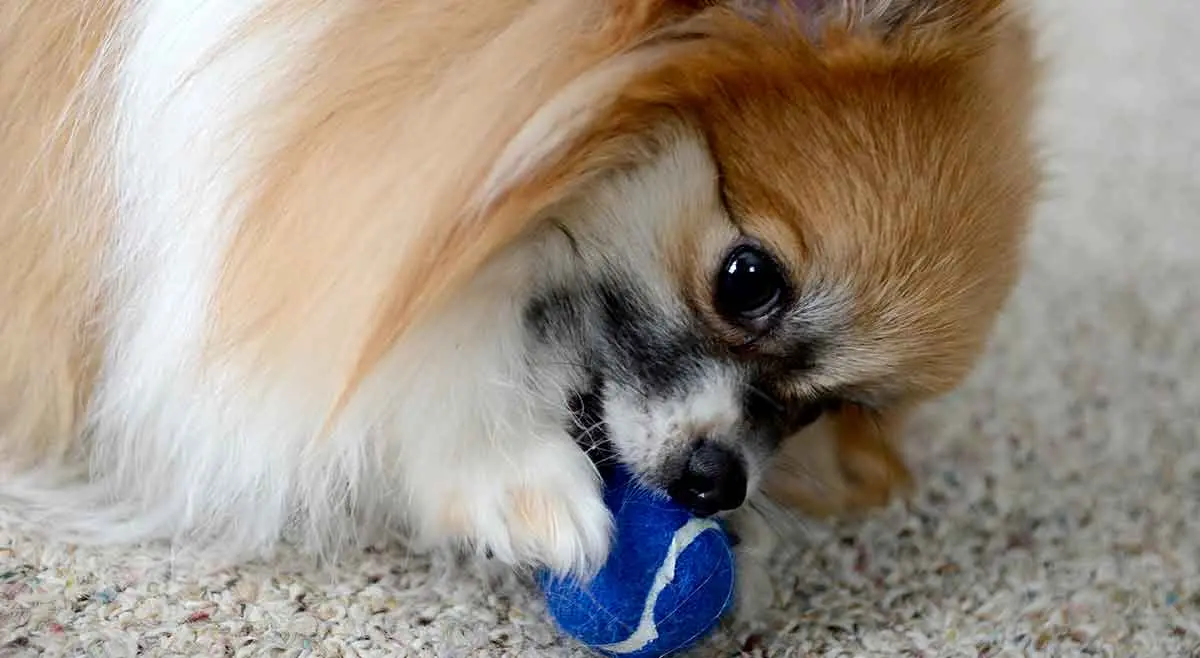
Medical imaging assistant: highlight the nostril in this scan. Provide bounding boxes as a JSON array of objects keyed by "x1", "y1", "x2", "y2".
[{"x1": 667, "y1": 440, "x2": 748, "y2": 517}]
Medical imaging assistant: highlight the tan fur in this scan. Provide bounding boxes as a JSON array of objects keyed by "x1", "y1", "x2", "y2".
[
  {"x1": 211, "y1": 0, "x2": 695, "y2": 407},
  {"x1": 0, "y1": 1, "x2": 120, "y2": 467},
  {"x1": 686, "y1": 4, "x2": 1040, "y2": 514},
  {"x1": 511, "y1": 487, "x2": 568, "y2": 549}
]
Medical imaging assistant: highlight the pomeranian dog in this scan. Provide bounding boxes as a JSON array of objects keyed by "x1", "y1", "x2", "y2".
[{"x1": 0, "y1": 0, "x2": 1038, "y2": 596}]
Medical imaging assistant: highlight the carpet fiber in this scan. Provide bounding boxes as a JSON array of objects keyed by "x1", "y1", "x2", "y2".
[{"x1": 3, "y1": 1, "x2": 1199, "y2": 656}]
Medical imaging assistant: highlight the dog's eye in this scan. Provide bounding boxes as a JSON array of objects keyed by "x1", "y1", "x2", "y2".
[
  {"x1": 715, "y1": 245, "x2": 786, "y2": 322},
  {"x1": 792, "y1": 401, "x2": 824, "y2": 429},
  {"x1": 789, "y1": 397, "x2": 842, "y2": 432}
]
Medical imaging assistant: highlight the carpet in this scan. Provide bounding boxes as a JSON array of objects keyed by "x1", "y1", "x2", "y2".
[{"x1": 3, "y1": 1, "x2": 1199, "y2": 656}]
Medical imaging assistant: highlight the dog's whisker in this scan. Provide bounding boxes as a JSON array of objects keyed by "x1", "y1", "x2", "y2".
[
  {"x1": 773, "y1": 455, "x2": 836, "y2": 496},
  {"x1": 747, "y1": 496, "x2": 811, "y2": 541}
]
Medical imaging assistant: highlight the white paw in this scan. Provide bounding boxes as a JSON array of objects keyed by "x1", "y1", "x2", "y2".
[
  {"x1": 435, "y1": 441, "x2": 613, "y2": 576},
  {"x1": 733, "y1": 559, "x2": 775, "y2": 622},
  {"x1": 726, "y1": 504, "x2": 779, "y2": 621}
]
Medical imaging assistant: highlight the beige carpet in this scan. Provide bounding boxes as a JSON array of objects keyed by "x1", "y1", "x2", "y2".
[{"x1": 4, "y1": 1, "x2": 1200, "y2": 656}]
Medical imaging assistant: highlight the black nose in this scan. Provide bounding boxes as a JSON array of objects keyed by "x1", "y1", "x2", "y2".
[{"x1": 667, "y1": 440, "x2": 747, "y2": 517}]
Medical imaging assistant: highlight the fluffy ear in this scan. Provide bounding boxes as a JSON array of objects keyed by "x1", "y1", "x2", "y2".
[{"x1": 763, "y1": 404, "x2": 914, "y2": 518}]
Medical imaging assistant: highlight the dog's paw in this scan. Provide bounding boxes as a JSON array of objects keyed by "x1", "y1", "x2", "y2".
[
  {"x1": 725, "y1": 504, "x2": 779, "y2": 622},
  {"x1": 435, "y1": 441, "x2": 613, "y2": 576},
  {"x1": 763, "y1": 408, "x2": 913, "y2": 519}
]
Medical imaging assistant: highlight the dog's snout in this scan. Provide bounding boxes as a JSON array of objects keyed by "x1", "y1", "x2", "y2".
[{"x1": 667, "y1": 439, "x2": 747, "y2": 517}]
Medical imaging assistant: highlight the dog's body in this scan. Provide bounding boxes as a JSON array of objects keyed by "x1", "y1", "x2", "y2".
[{"x1": 0, "y1": 0, "x2": 1038, "y2": 590}]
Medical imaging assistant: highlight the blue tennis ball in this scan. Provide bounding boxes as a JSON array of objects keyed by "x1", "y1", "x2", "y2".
[{"x1": 537, "y1": 466, "x2": 735, "y2": 658}]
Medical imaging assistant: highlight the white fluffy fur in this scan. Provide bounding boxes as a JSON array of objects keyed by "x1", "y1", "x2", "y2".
[{"x1": 65, "y1": 0, "x2": 345, "y2": 553}]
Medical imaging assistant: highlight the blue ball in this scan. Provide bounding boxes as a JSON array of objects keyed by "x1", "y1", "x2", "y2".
[{"x1": 537, "y1": 467, "x2": 735, "y2": 658}]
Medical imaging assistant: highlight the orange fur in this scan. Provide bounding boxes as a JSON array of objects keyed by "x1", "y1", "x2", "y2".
[
  {"x1": 685, "y1": 4, "x2": 1040, "y2": 513},
  {"x1": 0, "y1": 1, "x2": 120, "y2": 467}
]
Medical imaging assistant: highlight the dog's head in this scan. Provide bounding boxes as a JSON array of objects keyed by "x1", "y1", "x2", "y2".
[{"x1": 519, "y1": 0, "x2": 1040, "y2": 516}]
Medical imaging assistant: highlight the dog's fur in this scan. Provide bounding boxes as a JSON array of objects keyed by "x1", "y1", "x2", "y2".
[{"x1": 0, "y1": 0, "x2": 1038, "y2": 599}]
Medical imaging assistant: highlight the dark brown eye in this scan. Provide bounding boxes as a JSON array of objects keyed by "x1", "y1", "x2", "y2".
[{"x1": 715, "y1": 245, "x2": 786, "y2": 322}]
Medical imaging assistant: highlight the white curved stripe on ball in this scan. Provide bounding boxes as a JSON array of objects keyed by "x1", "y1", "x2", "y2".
[{"x1": 597, "y1": 517, "x2": 723, "y2": 654}]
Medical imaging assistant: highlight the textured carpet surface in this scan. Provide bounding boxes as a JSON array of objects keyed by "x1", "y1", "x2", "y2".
[{"x1": 3, "y1": 1, "x2": 1200, "y2": 656}]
